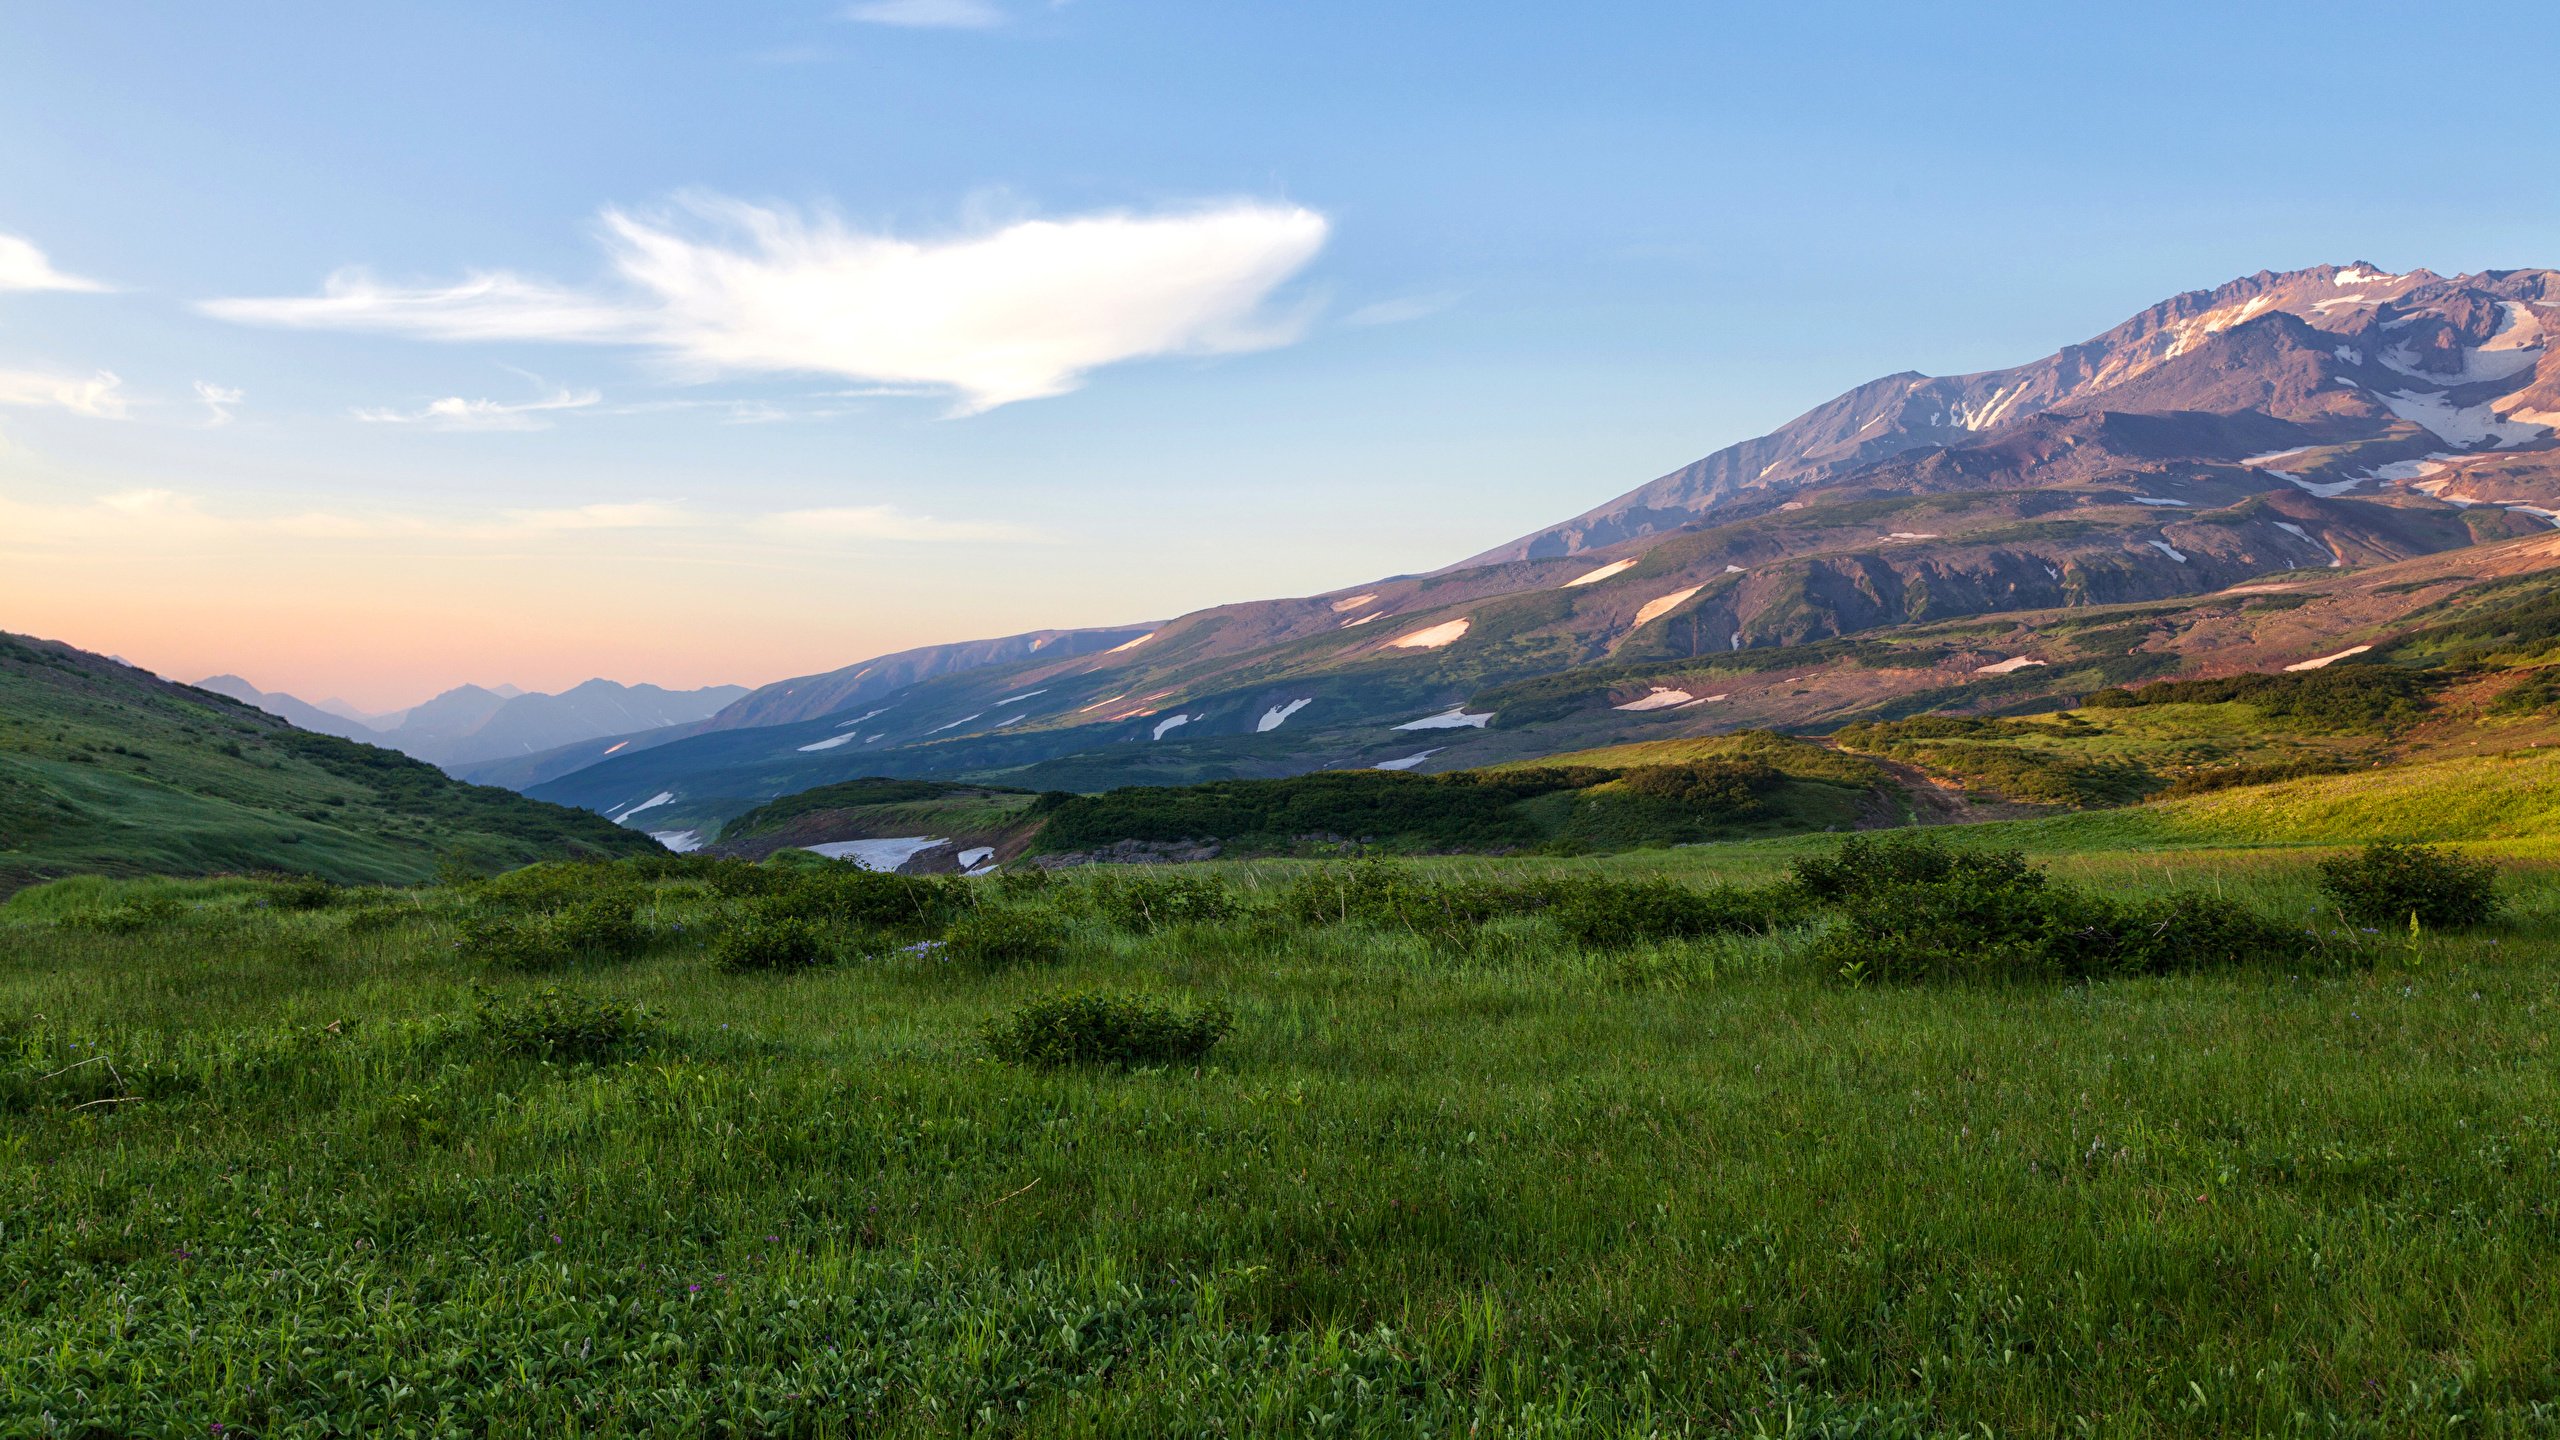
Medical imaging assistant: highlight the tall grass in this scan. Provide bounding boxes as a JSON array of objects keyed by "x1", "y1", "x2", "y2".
[{"x1": 2, "y1": 844, "x2": 2556, "y2": 1435}]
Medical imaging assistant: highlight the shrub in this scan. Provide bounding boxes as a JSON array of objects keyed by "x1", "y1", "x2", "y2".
[
  {"x1": 265, "y1": 875, "x2": 341, "y2": 911},
  {"x1": 764, "y1": 870, "x2": 962, "y2": 933},
  {"x1": 469, "y1": 986, "x2": 655, "y2": 1062},
  {"x1": 2317, "y1": 843, "x2": 2502, "y2": 929},
  {"x1": 1084, "y1": 871, "x2": 1240, "y2": 932},
  {"x1": 943, "y1": 907, "x2": 1072, "y2": 968},
  {"x1": 64, "y1": 895, "x2": 185, "y2": 934},
  {"x1": 2081, "y1": 668, "x2": 2437, "y2": 733},
  {"x1": 1542, "y1": 876, "x2": 1798, "y2": 949},
  {"x1": 1617, "y1": 760, "x2": 1773, "y2": 811},
  {"x1": 1811, "y1": 871, "x2": 2310, "y2": 984},
  {"x1": 460, "y1": 896, "x2": 647, "y2": 970},
  {"x1": 712, "y1": 915, "x2": 836, "y2": 973},
  {"x1": 1788, "y1": 833, "x2": 2042, "y2": 904},
  {"x1": 1280, "y1": 860, "x2": 1528, "y2": 946},
  {"x1": 982, "y1": 991, "x2": 1233, "y2": 1069}
]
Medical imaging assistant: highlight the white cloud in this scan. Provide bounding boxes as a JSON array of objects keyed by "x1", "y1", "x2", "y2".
[
  {"x1": 500, "y1": 501, "x2": 691, "y2": 531},
  {"x1": 755, "y1": 503, "x2": 1030, "y2": 542},
  {"x1": 0, "y1": 233, "x2": 107, "y2": 293},
  {"x1": 194, "y1": 381, "x2": 244, "y2": 425},
  {"x1": 0, "y1": 368, "x2": 128, "y2": 418},
  {"x1": 843, "y1": 0, "x2": 1006, "y2": 28},
  {"x1": 203, "y1": 195, "x2": 1331, "y2": 412},
  {"x1": 353, "y1": 388, "x2": 601, "y2": 431}
]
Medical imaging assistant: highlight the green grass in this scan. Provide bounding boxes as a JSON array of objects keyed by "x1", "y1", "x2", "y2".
[
  {"x1": 0, "y1": 631, "x2": 658, "y2": 892},
  {"x1": 6, "y1": 830, "x2": 2559, "y2": 1435}
]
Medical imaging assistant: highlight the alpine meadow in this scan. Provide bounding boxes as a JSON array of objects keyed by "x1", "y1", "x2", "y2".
[{"x1": 7, "y1": 4, "x2": 2560, "y2": 1435}]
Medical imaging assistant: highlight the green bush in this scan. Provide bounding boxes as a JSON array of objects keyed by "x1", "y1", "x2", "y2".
[
  {"x1": 712, "y1": 915, "x2": 836, "y2": 973},
  {"x1": 63, "y1": 894, "x2": 186, "y2": 934},
  {"x1": 944, "y1": 907, "x2": 1071, "y2": 968},
  {"x1": 1788, "y1": 833, "x2": 2042, "y2": 904},
  {"x1": 1085, "y1": 871, "x2": 1240, "y2": 932},
  {"x1": 264, "y1": 874, "x2": 342, "y2": 911},
  {"x1": 1543, "y1": 876, "x2": 1797, "y2": 949},
  {"x1": 764, "y1": 869, "x2": 962, "y2": 934},
  {"x1": 468, "y1": 986, "x2": 655, "y2": 1062},
  {"x1": 981, "y1": 991, "x2": 1233, "y2": 1069},
  {"x1": 1616, "y1": 760, "x2": 1773, "y2": 811},
  {"x1": 2317, "y1": 843, "x2": 2502, "y2": 929},
  {"x1": 2081, "y1": 667, "x2": 2437, "y2": 733},
  {"x1": 459, "y1": 896, "x2": 647, "y2": 970},
  {"x1": 1281, "y1": 860, "x2": 1528, "y2": 946},
  {"x1": 1810, "y1": 869, "x2": 2311, "y2": 984}
]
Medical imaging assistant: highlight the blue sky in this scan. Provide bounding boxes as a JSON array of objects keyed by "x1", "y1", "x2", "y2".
[{"x1": 2, "y1": 1, "x2": 2554, "y2": 707}]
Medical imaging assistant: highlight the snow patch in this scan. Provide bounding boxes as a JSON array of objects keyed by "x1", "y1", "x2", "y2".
[
  {"x1": 805, "y1": 837, "x2": 947, "y2": 871},
  {"x1": 650, "y1": 829, "x2": 702, "y2": 854},
  {"x1": 2284, "y1": 645, "x2": 2372, "y2": 672},
  {"x1": 611, "y1": 792, "x2": 675, "y2": 823},
  {"x1": 1256, "y1": 698, "x2": 1312, "y2": 733},
  {"x1": 2149, "y1": 540, "x2": 2189, "y2": 563},
  {"x1": 957, "y1": 846, "x2": 996, "y2": 873},
  {"x1": 2132, "y1": 497, "x2": 2190, "y2": 507},
  {"x1": 1613, "y1": 687, "x2": 1693, "y2": 712},
  {"x1": 1724, "y1": 563, "x2": 1746, "y2": 574},
  {"x1": 1565, "y1": 559, "x2": 1636, "y2": 587},
  {"x1": 2334, "y1": 345, "x2": 2363, "y2": 366},
  {"x1": 993, "y1": 689, "x2": 1046, "y2": 705},
  {"x1": 2241, "y1": 447, "x2": 2315, "y2": 466},
  {"x1": 1883, "y1": 531, "x2": 1940, "y2": 541},
  {"x1": 2309, "y1": 293, "x2": 2369, "y2": 314},
  {"x1": 1975, "y1": 657, "x2": 2047, "y2": 675},
  {"x1": 1395, "y1": 708, "x2": 1493, "y2": 730},
  {"x1": 835, "y1": 707, "x2": 891, "y2": 729},
  {"x1": 1329, "y1": 593, "x2": 1379, "y2": 613},
  {"x1": 1106, "y1": 632, "x2": 1154, "y2": 654},
  {"x1": 2284, "y1": 473, "x2": 2366, "y2": 498},
  {"x1": 1634, "y1": 586, "x2": 1705, "y2": 627},
  {"x1": 1372, "y1": 749, "x2": 1442, "y2": 772},
  {"x1": 797, "y1": 732, "x2": 860, "y2": 752},
  {"x1": 1389, "y1": 618, "x2": 1470, "y2": 649},
  {"x1": 1341, "y1": 612, "x2": 1386, "y2": 628},
  {"x1": 2380, "y1": 341, "x2": 2540, "y2": 389},
  {"x1": 926, "y1": 712, "x2": 984, "y2": 734},
  {"x1": 1150, "y1": 714, "x2": 1192, "y2": 740},
  {"x1": 2335, "y1": 266, "x2": 2398, "y2": 286},
  {"x1": 2379, "y1": 389, "x2": 2550, "y2": 448}
]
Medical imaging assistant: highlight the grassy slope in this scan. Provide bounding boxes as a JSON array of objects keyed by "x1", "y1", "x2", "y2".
[
  {"x1": 0, "y1": 632, "x2": 659, "y2": 891},
  {"x1": 4, "y1": 838, "x2": 2557, "y2": 1434}
]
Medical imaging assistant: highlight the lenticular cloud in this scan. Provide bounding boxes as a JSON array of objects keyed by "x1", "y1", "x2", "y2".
[{"x1": 202, "y1": 197, "x2": 1330, "y2": 412}]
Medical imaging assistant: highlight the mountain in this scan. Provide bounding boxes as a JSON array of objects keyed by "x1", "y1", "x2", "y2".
[
  {"x1": 512, "y1": 262, "x2": 2560, "y2": 834},
  {"x1": 3, "y1": 632, "x2": 659, "y2": 894},
  {"x1": 404, "y1": 679, "x2": 752, "y2": 768},
  {"x1": 194, "y1": 675, "x2": 383, "y2": 742}
]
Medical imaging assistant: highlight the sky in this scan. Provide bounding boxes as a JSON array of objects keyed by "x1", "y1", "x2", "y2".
[{"x1": 3, "y1": 2, "x2": 2556, "y2": 712}]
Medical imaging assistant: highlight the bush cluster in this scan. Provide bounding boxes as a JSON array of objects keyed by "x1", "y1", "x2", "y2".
[
  {"x1": 460, "y1": 895, "x2": 647, "y2": 970},
  {"x1": 943, "y1": 907, "x2": 1072, "y2": 968},
  {"x1": 2317, "y1": 842, "x2": 2501, "y2": 929},
  {"x1": 1796, "y1": 834, "x2": 2311, "y2": 983},
  {"x1": 1618, "y1": 760, "x2": 1774, "y2": 811},
  {"x1": 1083, "y1": 871, "x2": 1240, "y2": 932},
  {"x1": 712, "y1": 915, "x2": 836, "y2": 973},
  {"x1": 2083, "y1": 668, "x2": 2438, "y2": 733},
  {"x1": 981, "y1": 991, "x2": 1233, "y2": 1069},
  {"x1": 468, "y1": 986, "x2": 655, "y2": 1061}
]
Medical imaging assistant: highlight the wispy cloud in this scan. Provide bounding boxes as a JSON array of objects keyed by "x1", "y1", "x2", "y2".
[
  {"x1": 353, "y1": 388, "x2": 602, "y2": 431},
  {"x1": 755, "y1": 502, "x2": 1032, "y2": 542},
  {"x1": 0, "y1": 233, "x2": 108, "y2": 293},
  {"x1": 203, "y1": 195, "x2": 1331, "y2": 413},
  {"x1": 0, "y1": 368, "x2": 128, "y2": 418},
  {"x1": 1345, "y1": 290, "x2": 1463, "y2": 326},
  {"x1": 194, "y1": 381, "x2": 244, "y2": 425},
  {"x1": 843, "y1": 0, "x2": 1007, "y2": 28},
  {"x1": 500, "y1": 501, "x2": 691, "y2": 531}
]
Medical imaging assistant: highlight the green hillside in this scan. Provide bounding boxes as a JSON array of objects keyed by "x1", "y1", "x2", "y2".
[{"x1": 0, "y1": 632, "x2": 661, "y2": 893}]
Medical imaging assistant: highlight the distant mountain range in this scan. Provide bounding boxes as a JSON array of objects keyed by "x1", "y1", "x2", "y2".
[
  {"x1": 231, "y1": 263, "x2": 2560, "y2": 842},
  {"x1": 196, "y1": 675, "x2": 749, "y2": 770}
]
